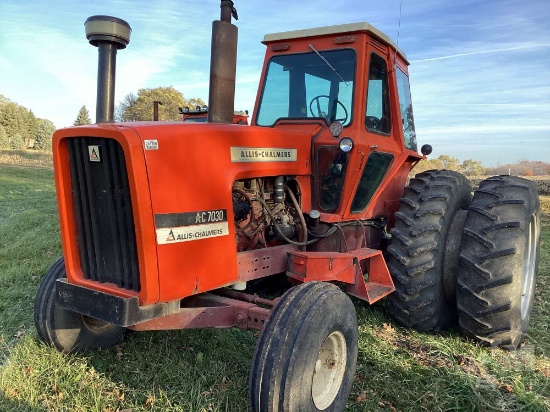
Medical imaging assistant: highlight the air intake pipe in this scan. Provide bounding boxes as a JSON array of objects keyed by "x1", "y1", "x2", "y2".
[
  {"x1": 207, "y1": 1, "x2": 238, "y2": 123},
  {"x1": 85, "y1": 15, "x2": 131, "y2": 123}
]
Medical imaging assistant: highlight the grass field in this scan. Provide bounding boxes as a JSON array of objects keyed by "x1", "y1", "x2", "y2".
[{"x1": 0, "y1": 164, "x2": 548, "y2": 411}]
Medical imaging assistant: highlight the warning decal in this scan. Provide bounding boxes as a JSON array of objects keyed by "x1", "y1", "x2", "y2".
[
  {"x1": 155, "y1": 209, "x2": 229, "y2": 245},
  {"x1": 230, "y1": 147, "x2": 297, "y2": 162},
  {"x1": 88, "y1": 145, "x2": 101, "y2": 162}
]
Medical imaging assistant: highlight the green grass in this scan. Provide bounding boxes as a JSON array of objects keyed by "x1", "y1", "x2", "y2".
[{"x1": 1, "y1": 166, "x2": 549, "y2": 411}]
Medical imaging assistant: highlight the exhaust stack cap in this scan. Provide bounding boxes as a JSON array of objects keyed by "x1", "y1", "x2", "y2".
[{"x1": 85, "y1": 15, "x2": 131, "y2": 49}]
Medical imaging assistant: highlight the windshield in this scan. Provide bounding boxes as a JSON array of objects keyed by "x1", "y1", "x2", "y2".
[{"x1": 256, "y1": 49, "x2": 356, "y2": 126}]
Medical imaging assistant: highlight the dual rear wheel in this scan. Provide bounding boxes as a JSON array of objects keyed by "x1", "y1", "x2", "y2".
[{"x1": 387, "y1": 171, "x2": 541, "y2": 349}]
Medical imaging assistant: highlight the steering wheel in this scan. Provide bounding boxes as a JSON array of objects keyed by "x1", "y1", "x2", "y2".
[
  {"x1": 309, "y1": 95, "x2": 348, "y2": 124},
  {"x1": 365, "y1": 116, "x2": 382, "y2": 131}
]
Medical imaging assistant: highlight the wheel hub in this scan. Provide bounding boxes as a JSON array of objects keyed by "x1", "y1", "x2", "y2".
[
  {"x1": 311, "y1": 330, "x2": 347, "y2": 410},
  {"x1": 521, "y1": 214, "x2": 539, "y2": 320},
  {"x1": 82, "y1": 315, "x2": 117, "y2": 335}
]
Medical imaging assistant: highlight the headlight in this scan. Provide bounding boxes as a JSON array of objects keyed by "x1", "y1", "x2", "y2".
[
  {"x1": 339, "y1": 137, "x2": 354, "y2": 152},
  {"x1": 329, "y1": 121, "x2": 343, "y2": 138}
]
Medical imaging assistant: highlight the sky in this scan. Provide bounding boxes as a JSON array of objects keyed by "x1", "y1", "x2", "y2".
[{"x1": 1, "y1": 0, "x2": 549, "y2": 166}]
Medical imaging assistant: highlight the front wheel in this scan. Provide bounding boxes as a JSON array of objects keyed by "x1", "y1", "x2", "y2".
[
  {"x1": 34, "y1": 258, "x2": 125, "y2": 353},
  {"x1": 249, "y1": 282, "x2": 358, "y2": 411}
]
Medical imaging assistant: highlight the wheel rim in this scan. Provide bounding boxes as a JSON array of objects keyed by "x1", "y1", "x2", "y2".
[
  {"x1": 311, "y1": 331, "x2": 347, "y2": 410},
  {"x1": 520, "y1": 213, "x2": 539, "y2": 320},
  {"x1": 82, "y1": 315, "x2": 117, "y2": 335}
]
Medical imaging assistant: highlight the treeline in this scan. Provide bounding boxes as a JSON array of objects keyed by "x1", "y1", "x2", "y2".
[
  {"x1": 412, "y1": 155, "x2": 486, "y2": 176},
  {"x1": 413, "y1": 155, "x2": 550, "y2": 176},
  {"x1": 487, "y1": 160, "x2": 550, "y2": 177},
  {"x1": 0, "y1": 83, "x2": 209, "y2": 153},
  {"x1": 0, "y1": 85, "x2": 204, "y2": 152},
  {"x1": 0, "y1": 94, "x2": 57, "y2": 151}
]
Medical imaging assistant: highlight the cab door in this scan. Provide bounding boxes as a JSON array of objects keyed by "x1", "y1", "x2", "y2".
[{"x1": 345, "y1": 41, "x2": 399, "y2": 218}]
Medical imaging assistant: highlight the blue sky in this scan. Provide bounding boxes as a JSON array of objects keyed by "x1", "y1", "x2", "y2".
[{"x1": 1, "y1": 0, "x2": 549, "y2": 166}]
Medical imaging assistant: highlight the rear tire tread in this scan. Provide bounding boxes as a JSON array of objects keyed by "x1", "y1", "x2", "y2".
[
  {"x1": 457, "y1": 176, "x2": 541, "y2": 348},
  {"x1": 387, "y1": 170, "x2": 472, "y2": 331}
]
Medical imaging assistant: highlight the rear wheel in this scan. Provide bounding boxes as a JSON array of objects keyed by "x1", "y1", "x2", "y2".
[
  {"x1": 457, "y1": 176, "x2": 541, "y2": 349},
  {"x1": 249, "y1": 282, "x2": 358, "y2": 411},
  {"x1": 387, "y1": 170, "x2": 472, "y2": 331},
  {"x1": 34, "y1": 258, "x2": 125, "y2": 353}
]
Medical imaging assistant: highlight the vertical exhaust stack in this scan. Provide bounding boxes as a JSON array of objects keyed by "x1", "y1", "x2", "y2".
[
  {"x1": 207, "y1": 1, "x2": 238, "y2": 123},
  {"x1": 153, "y1": 100, "x2": 163, "y2": 121},
  {"x1": 85, "y1": 16, "x2": 131, "y2": 123}
]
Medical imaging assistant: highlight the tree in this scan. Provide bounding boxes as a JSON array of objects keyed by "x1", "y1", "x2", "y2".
[
  {"x1": 0, "y1": 101, "x2": 39, "y2": 145},
  {"x1": 118, "y1": 87, "x2": 206, "y2": 122},
  {"x1": 0, "y1": 94, "x2": 9, "y2": 111},
  {"x1": 115, "y1": 93, "x2": 137, "y2": 122},
  {"x1": 34, "y1": 119, "x2": 56, "y2": 151},
  {"x1": 438, "y1": 155, "x2": 461, "y2": 171},
  {"x1": 24, "y1": 109, "x2": 39, "y2": 147},
  {"x1": 10, "y1": 133, "x2": 25, "y2": 149},
  {"x1": 461, "y1": 159, "x2": 486, "y2": 176},
  {"x1": 412, "y1": 155, "x2": 488, "y2": 175},
  {"x1": 116, "y1": 92, "x2": 138, "y2": 121},
  {"x1": 119, "y1": 87, "x2": 184, "y2": 121},
  {"x1": 186, "y1": 97, "x2": 207, "y2": 110},
  {"x1": 74, "y1": 105, "x2": 92, "y2": 125},
  {"x1": 0, "y1": 125, "x2": 8, "y2": 148},
  {"x1": 411, "y1": 156, "x2": 443, "y2": 174},
  {"x1": 0, "y1": 102, "x2": 24, "y2": 139}
]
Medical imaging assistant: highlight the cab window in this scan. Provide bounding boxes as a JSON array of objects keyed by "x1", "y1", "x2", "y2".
[
  {"x1": 351, "y1": 152, "x2": 393, "y2": 213},
  {"x1": 316, "y1": 146, "x2": 349, "y2": 212},
  {"x1": 365, "y1": 53, "x2": 391, "y2": 134},
  {"x1": 256, "y1": 49, "x2": 356, "y2": 126},
  {"x1": 396, "y1": 68, "x2": 417, "y2": 150}
]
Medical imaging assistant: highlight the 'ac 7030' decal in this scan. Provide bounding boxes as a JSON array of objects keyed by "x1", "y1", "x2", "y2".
[
  {"x1": 230, "y1": 147, "x2": 297, "y2": 162},
  {"x1": 155, "y1": 209, "x2": 229, "y2": 244}
]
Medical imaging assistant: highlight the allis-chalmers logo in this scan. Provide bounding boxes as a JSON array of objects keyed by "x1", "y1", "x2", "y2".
[
  {"x1": 88, "y1": 145, "x2": 101, "y2": 162},
  {"x1": 230, "y1": 147, "x2": 297, "y2": 162}
]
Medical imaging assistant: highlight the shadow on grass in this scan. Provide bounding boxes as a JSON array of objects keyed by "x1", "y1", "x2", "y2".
[
  {"x1": 0, "y1": 397, "x2": 46, "y2": 412},
  {"x1": 75, "y1": 302, "x2": 548, "y2": 412},
  {"x1": 86, "y1": 327, "x2": 256, "y2": 411}
]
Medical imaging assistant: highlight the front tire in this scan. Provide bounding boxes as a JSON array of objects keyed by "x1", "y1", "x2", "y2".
[
  {"x1": 457, "y1": 176, "x2": 541, "y2": 349},
  {"x1": 34, "y1": 258, "x2": 125, "y2": 353},
  {"x1": 387, "y1": 170, "x2": 472, "y2": 331},
  {"x1": 249, "y1": 282, "x2": 358, "y2": 411}
]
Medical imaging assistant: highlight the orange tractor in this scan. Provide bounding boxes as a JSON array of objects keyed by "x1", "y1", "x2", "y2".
[{"x1": 35, "y1": 2, "x2": 541, "y2": 410}]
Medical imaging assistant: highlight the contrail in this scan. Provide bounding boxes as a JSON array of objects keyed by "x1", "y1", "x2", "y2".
[{"x1": 412, "y1": 43, "x2": 550, "y2": 63}]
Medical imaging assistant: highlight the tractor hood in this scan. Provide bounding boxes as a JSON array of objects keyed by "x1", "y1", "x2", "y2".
[{"x1": 51, "y1": 122, "x2": 313, "y2": 304}]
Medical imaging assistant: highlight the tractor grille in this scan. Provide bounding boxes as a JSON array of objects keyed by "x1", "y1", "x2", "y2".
[{"x1": 67, "y1": 137, "x2": 140, "y2": 291}]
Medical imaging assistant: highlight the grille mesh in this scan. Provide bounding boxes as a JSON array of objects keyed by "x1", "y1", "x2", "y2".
[{"x1": 67, "y1": 137, "x2": 140, "y2": 291}]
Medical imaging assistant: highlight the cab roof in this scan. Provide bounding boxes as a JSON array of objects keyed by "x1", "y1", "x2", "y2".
[{"x1": 263, "y1": 22, "x2": 407, "y2": 62}]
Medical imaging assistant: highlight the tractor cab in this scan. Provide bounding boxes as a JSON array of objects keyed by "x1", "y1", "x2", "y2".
[{"x1": 253, "y1": 23, "x2": 423, "y2": 222}]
